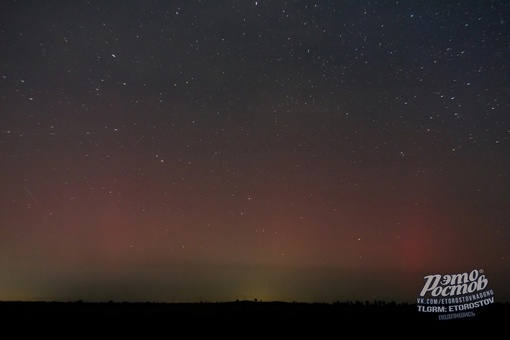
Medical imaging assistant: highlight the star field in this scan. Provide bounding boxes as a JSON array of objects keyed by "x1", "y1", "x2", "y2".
[{"x1": 0, "y1": 1, "x2": 509, "y2": 303}]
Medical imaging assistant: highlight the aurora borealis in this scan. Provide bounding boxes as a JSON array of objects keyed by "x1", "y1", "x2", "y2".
[{"x1": 0, "y1": 1, "x2": 509, "y2": 304}]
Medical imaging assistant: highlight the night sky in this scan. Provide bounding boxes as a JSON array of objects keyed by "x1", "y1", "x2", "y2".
[{"x1": 1, "y1": 1, "x2": 509, "y2": 304}]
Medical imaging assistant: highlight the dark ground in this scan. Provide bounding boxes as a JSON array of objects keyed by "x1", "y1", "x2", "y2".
[{"x1": 1, "y1": 300, "x2": 508, "y2": 334}]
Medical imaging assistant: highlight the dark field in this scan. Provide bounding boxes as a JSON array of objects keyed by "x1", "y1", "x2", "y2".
[{"x1": 1, "y1": 300, "x2": 508, "y2": 333}]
